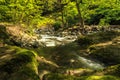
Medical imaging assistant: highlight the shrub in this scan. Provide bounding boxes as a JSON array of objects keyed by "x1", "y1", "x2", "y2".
[
  {"x1": 53, "y1": 21, "x2": 61, "y2": 31},
  {"x1": 76, "y1": 36, "x2": 94, "y2": 47}
]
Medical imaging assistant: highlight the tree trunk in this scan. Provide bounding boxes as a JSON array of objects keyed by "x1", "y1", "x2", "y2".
[
  {"x1": 61, "y1": 10, "x2": 65, "y2": 27},
  {"x1": 75, "y1": 0, "x2": 85, "y2": 35},
  {"x1": 59, "y1": 0, "x2": 65, "y2": 28}
]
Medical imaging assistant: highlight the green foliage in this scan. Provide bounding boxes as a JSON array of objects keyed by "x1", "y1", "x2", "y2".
[
  {"x1": 0, "y1": 0, "x2": 42, "y2": 26},
  {"x1": 0, "y1": 0, "x2": 120, "y2": 28},
  {"x1": 84, "y1": 0, "x2": 120, "y2": 25},
  {"x1": 0, "y1": 5, "x2": 11, "y2": 21},
  {"x1": 64, "y1": 2, "x2": 78, "y2": 27},
  {"x1": 53, "y1": 21, "x2": 62, "y2": 31}
]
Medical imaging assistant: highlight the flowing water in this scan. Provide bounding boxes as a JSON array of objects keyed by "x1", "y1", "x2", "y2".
[
  {"x1": 38, "y1": 34, "x2": 77, "y2": 47},
  {"x1": 38, "y1": 34, "x2": 104, "y2": 70},
  {"x1": 75, "y1": 54, "x2": 104, "y2": 70}
]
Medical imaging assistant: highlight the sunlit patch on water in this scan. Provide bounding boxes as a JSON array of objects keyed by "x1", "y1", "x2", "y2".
[{"x1": 76, "y1": 54, "x2": 104, "y2": 70}]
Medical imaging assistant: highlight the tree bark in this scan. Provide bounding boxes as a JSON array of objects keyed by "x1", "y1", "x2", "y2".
[
  {"x1": 75, "y1": 0, "x2": 85, "y2": 35},
  {"x1": 59, "y1": 0, "x2": 65, "y2": 28}
]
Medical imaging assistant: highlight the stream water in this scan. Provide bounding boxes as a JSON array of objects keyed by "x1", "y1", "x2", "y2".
[
  {"x1": 38, "y1": 34, "x2": 104, "y2": 70},
  {"x1": 77, "y1": 55, "x2": 104, "y2": 70},
  {"x1": 38, "y1": 34, "x2": 77, "y2": 47}
]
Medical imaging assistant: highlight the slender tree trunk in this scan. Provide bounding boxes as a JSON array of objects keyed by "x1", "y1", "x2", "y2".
[
  {"x1": 65, "y1": 12, "x2": 69, "y2": 28},
  {"x1": 59, "y1": 0, "x2": 65, "y2": 28},
  {"x1": 61, "y1": 10, "x2": 65, "y2": 27},
  {"x1": 75, "y1": 0, "x2": 85, "y2": 35}
]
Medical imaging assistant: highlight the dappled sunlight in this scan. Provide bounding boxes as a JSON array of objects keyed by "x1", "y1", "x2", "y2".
[
  {"x1": 87, "y1": 76, "x2": 102, "y2": 80},
  {"x1": 0, "y1": 54, "x2": 11, "y2": 60},
  {"x1": 0, "y1": 0, "x2": 120, "y2": 79},
  {"x1": 37, "y1": 56, "x2": 59, "y2": 68},
  {"x1": 93, "y1": 41, "x2": 112, "y2": 47},
  {"x1": 85, "y1": 75, "x2": 120, "y2": 80},
  {"x1": 65, "y1": 68, "x2": 93, "y2": 76}
]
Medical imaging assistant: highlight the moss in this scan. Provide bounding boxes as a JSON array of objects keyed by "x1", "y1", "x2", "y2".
[
  {"x1": 104, "y1": 64, "x2": 120, "y2": 77},
  {"x1": 44, "y1": 73, "x2": 120, "y2": 80},
  {"x1": 0, "y1": 46, "x2": 39, "y2": 80},
  {"x1": 0, "y1": 54, "x2": 32, "y2": 74},
  {"x1": 79, "y1": 75, "x2": 120, "y2": 80},
  {"x1": 88, "y1": 45, "x2": 98, "y2": 52},
  {"x1": 89, "y1": 44, "x2": 120, "y2": 65},
  {"x1": 44, "y1": 73, "x2": 75, "y2": 80},
  {"x1": 15, "y1": 67, "x2": 39, "y2": 80}
]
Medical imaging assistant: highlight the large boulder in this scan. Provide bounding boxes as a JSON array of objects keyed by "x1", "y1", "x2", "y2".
[{"x1": 0, "y1": 46, "x2": 39, "y2": 80}]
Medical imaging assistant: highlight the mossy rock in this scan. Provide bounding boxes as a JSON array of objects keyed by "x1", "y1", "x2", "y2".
[
  {"x1": 76, "y1": 31, "x2": 120, "y2": 47},
  {"x1": 77, "y1": 75, "x2": 120, "y2": 80},
  {"x1": 89, "y1": 44, "x2": 120, "y2": 65},
  {"x1": 0, "y1": 46, "x2": 39, "y2": 80},
  {"x1": 103, "y1": 64, "x2": 120, "y2": 77},
  {"x1": 44, "y1": 73, "x2": 75, "y2": 80},
  {"x1": 43, "y1": 73, "x2": 120, "y2": 80}
]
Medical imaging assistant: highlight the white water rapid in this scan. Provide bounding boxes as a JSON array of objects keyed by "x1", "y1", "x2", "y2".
[{"x1": 38, "y1": 34, "x2": 77, "y2": 47}]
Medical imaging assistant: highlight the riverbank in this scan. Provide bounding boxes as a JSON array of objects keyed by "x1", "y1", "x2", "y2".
[{"x1": 0, "y1": 24, "x2": 120, "y2": 80}]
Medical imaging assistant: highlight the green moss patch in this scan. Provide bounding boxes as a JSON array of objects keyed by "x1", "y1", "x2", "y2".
[
  {"x1": 103, "y1": 64, "x2": 120, "y2": 77},
  {"x1": 78, "y1": 75, "x2": 120, "y2": 80},
  {"x1": 44, "y1": 73, "x2": 75, "y2": 80},
  {"x1": 44, "y1": 73, "x2": 120, "y2": 80},
  {"x1": 0, "y1": 46, "x2": 39, "y2": 80}
]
